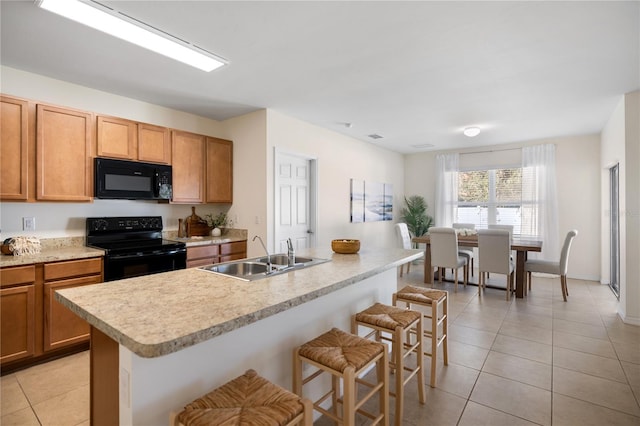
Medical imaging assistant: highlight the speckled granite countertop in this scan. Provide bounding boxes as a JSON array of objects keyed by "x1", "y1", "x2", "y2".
[
  {"x1": 55, "y1": 247, "x2": 423, "y2": 358},
  {"x1": 0, "y1": 237, "x2": 104, "y2": 267}
]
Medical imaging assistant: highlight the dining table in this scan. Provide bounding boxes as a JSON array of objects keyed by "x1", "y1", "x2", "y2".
[{"x1": 412, "y1": 234, "x2": 543, "y2": 298}]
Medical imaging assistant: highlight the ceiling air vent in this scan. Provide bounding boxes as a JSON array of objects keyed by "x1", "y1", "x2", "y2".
[
  {"x1": 368, "y1": 134, "x2": 384, "y2": 140},
  {"x1": 411, "y1": 143, "x2": 435, "y2": 149}
]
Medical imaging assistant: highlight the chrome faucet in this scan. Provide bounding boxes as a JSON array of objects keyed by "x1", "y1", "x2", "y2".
[
  {"x1": 287, "y1": 238, "x2": 295, "y2": 267},
  {"x1": 252, "y1": 235, "x2": 272, "y2": 271}
]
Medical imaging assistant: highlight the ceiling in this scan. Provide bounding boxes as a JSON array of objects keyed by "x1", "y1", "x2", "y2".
[{"x1": 1, "y1": 1, "x2": 638, "y2": 154}]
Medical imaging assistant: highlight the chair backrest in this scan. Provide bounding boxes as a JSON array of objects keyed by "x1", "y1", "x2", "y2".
[
  {"x1": 429, "y1": 227, "x2": 459, "y2": 268},
  {"x1": 488, "y1": 224, "x2": 513, "y2": 240},
  {"x1": 452, "y1": 223, "x2": 476, "y2": 230},
  {"x1": 477, "y1": 229, "x2": 512, "y2": 274},
  {"x1": 559, "y1": 230, "x2": 578, "y2": 274},
  {"x1": 395, "y1": 223, "x2": 412, "y2": 250}
]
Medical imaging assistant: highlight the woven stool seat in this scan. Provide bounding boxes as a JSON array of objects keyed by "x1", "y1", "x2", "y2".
[
  {"x1": 177, "y1": 369, "x2": 310, "y2": 426},
  {"x1": 354, "y1": 302, "x2": 422, "y2": 330},
  {"x1": 298, "y1": 327, "x2": 385, "y2": 373},
  {"x1": 393, "y1": 285, "x2": 449, "y2": 388},
  {"x1": 395, "y1": 285, "x2": 447, "y2": 305},
  {"x1": 353, "y1": 303, "x2": 425, "y2": 426}
]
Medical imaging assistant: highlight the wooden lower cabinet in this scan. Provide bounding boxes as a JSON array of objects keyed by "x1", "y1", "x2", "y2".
[
  {"x1": 0, "y1": 257, "x2": 103, "y2": 372},
  {"x1": 43, "y1": 258, "x2": 102, "y2": 352},
  {"x1": 186, "y1": 240, "x2": 247, "y2": 268},
  {"x1": 219, "y1": 241, "x2": 247, "y2": 263},
  {"x1": 186, "y1": 244, "x2": 219, "y2": 268},
  {"x1": 1, "y1": 284, "x2": 36, "y2": 364}
]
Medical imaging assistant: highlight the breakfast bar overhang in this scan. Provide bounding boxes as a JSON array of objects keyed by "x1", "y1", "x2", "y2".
[{"x1": 56, "y1": 247, "x2": 422, "y2": 426}]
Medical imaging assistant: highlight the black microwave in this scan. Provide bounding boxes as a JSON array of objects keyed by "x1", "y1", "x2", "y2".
[{"x1": 94, "y1": 158, "x2": 173, "y2": 200}]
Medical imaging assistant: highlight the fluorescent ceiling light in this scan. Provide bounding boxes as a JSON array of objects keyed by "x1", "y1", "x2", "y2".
[
  {"x1": 37, "y1": 0, "x2": 226, "y2": 72},
  {"x1": 463, "y1": 126, "x2": 481, "y2": 137}
]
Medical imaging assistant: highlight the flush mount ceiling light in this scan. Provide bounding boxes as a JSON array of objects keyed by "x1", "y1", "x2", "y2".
[
  {"x1": 36, "y1": 0, "x2": 227, "y2": 72},
  {"x1": 463, "y1": 127, "x2": 481, "y2": 137}
]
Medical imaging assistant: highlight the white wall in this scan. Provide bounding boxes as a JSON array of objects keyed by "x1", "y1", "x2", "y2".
[
  {"x1": 404, "y1": 135, "x2": 602, "y2": 281},
  {"x1": 216, "y1": 110, "x2": 268, "y2": 257},
  {"x1": 265, "y1": 110, "x2": 405, "y2": 251}
]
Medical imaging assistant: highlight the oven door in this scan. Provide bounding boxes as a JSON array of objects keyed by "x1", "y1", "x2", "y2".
[{"x1": 104, "y1": 248, "x2": 186, "y2": 282}]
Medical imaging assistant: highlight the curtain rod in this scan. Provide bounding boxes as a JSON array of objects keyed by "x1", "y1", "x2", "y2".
[{"x1": 460, "y1": 147, "x2": 521, "y2": 156}]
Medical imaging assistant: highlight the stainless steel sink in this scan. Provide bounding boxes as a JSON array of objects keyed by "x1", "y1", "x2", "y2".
[{"x1": 198, "y1": 253, "x2": 330, "y2": 281}]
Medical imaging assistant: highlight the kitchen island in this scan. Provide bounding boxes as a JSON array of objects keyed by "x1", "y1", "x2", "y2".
[{"x1": 55, "y1": 246, "x2": 422, "y2": 426}]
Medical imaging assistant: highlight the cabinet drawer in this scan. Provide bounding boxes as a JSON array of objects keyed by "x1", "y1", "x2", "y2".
[
  {"x1": 220, "y1": 241, "x2": 247, "y2": 256},
  {"x1": 44, "y1": 257, "x2": 102, "y2": 281},
  {"x1": 187, "y1": 258, "x2": 218, "y2": 269},
  {"x1": 187, "y1": 245, "x2": 219, "y2": 261},
  {"x1": 0, "y1": 265, "x2": 36, "y2": 287}
]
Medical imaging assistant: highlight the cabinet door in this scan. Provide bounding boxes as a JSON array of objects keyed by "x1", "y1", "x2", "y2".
[
  {"x1": 171, "y1": 130, "x2": 205, "y2": 203},
  {"x1": 36, "y1": 104, "x2": 93, "y2": 201},
  {"x1": 0, "y1": 285, "x2": 35, "y2": 363},
  {"x1": 43, "y1": 275, "x2": 100, "y2": 352},
  {"x1": 0, "y1": 96, "x2": 30, "y2": 200},
  {"x1": 219, "y1": 241, "x2": 247, "y2": 263},
  {"x1": 138, "y1": 123, "x2": 170, "y2": 164},
  {"x1": 206, "y1": 137, "x2": 233, "y2": 203},
  {"x1": 97, "y1": 115, "x2": 136, "y2": 160},
  {"x1": 186, "y1": 244, "x2": 219, "y2": 268}
]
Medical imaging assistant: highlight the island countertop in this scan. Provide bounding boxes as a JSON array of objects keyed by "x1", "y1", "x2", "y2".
[{"x1": 56, "y1": 247, "x2": 422, "y2": 358}]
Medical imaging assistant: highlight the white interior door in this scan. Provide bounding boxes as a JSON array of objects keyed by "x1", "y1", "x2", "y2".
[{"x1": 275, "y1": 151, "x2": 315, "y2": 253}]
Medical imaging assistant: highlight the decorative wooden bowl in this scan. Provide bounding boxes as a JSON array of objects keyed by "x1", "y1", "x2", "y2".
[{"x1": 331, "y1": 239, "x2": 360, "y2": 254}]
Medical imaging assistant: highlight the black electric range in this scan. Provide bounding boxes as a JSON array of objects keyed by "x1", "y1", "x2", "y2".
[{"x1": 86, "y1": 216, "x2": 186, "y2": 282}]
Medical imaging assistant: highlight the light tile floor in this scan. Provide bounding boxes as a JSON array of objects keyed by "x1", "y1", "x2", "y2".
[{"x1": 1, "y1": 268, "x2": 639, "y2": 425}]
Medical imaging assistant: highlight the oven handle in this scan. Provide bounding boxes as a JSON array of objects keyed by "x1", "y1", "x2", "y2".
[{"x1": 109, "y1": 248, "x2": 186, "y2": 260}]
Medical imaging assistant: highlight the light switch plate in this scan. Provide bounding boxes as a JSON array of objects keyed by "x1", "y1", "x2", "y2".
[{"x1": 23, "y1": 217, "x2": 35, "y2": 231}]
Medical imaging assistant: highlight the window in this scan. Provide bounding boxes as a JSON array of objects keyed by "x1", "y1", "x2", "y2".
[{"x1": 457, "y1": 167, "x2": 522, "y2": 233}]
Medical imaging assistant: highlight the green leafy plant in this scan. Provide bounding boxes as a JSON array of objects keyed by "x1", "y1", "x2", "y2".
[
  {"x1": 400, "y1": 195, "x2": 434, "y2": 238},
  {"x1": 205, "y1": 212, "x2": 228, "y2": 228}
]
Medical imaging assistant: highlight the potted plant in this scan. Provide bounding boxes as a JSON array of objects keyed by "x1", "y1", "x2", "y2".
[
  {"x1": 400, "y1": 195, "x2": 433, "y2": 245},
  {"x1": 205, "y1": 212, "x2": 228, "y2": 236}
]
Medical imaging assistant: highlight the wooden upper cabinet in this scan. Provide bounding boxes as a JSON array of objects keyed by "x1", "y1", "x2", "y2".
[
  {"x1": 97, "y1": 116, "x2": 170, "y2": 164},
  {"x1": 171, "y1": 130, "x2": 205, "y2": 203},
  {"x1": 36, "y1": 104, "x2": 93, "y2": 201},
  {"x1": 96, "y1": 116, "x2": 136, "y2": 160},
  {"x1": 205, "y1": 137, "x2": 233, "y2": 203},
  {"x1": 0, "y1": 96, "x2": 30, "y2": 200},
  {"x1": 138, "y1": 123, "x2": 170, "y2": 164}
]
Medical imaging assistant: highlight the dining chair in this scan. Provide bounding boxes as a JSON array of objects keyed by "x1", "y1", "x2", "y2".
[
  {"x1": 452, "y1": 223, "x2": 475, "y2": 277},
  {"x1": 525, "y1": 229, "x2": 578, "y2": 302},
  {"x1": 477, "y1": 229, "x2": 515, "y2": 300},
  {"x1": 429, "y1": 227, "x2": 468, "y2": 293},
  {"x1": 395, "y1": 223, "x2": 412, "y2": 276}
]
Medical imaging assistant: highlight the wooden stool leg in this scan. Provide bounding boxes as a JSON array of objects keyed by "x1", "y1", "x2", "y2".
[
  {"x1": 393, "y1": 326, "x2": 404, "y2": 426},
  {"x1": 293, "y1": 348, "x2": 302, "y2": 396},
  {"x1": 430, "y1": 300, "x2": 438, "y2": 388},
  {"x1": 343, "y1": 366, "x2": 356, "y2": 426},
  {"x1": 442, "y1": 297, "x2": 448, "y2": 366},
  {"x1": 378, "y1": 350, "x2": 390, "y2": 426},
  {"x1": 416, "y1": 316, "x2": 426, "y2": 403}
]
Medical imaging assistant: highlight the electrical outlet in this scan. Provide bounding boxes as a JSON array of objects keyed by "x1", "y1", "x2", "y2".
[{"x1": 23, "y1": 217, "x2": 36, "y2": 231}]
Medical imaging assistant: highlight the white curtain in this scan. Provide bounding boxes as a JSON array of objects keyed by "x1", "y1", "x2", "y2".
[
  {"x1": 521, "y1": 144, "x2": 559, "y2": 261},
  {"x1": 435, "y1": 153, "x2": 459, "y2": 227}
]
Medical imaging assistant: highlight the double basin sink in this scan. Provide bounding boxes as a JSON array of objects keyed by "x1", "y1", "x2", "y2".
[{"x1": 199, "y1": 253, "x2": 330, "y2": 281}]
